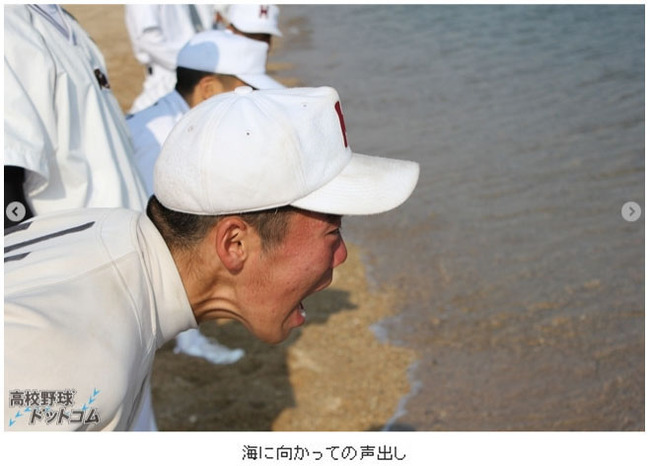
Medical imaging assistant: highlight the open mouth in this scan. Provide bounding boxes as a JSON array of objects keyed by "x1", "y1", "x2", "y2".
[{"x1": 288, "y1": 301, "x2": 307, "y2": 329}]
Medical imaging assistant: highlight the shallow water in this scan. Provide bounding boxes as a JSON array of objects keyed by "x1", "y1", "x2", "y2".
[{"x1": 275, "y1": 5, "x2": 644, "y2": 431}]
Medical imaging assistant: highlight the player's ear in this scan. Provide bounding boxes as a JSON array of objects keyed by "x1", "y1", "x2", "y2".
[
  {"x1": 199, "y1": 75, "x2": 224, "y2": 101},
  {"x1": 214, "y1": 216, "x2": 252, "y2": 273}
]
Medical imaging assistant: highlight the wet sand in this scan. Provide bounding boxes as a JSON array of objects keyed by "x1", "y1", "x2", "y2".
[{"x1": 63, "y1": 4, "x2": 415, "y2": 431}]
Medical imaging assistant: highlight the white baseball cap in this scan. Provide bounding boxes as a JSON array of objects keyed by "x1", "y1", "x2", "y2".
[
  {"x1": 176, "y1": 30, "x2": 283, "y2": 90},
  {"x1": 227, "y1": 4, "x2": 282, "y2": 37},
  {"x1": 154, "y1": 86, "x2": 419, "y2": 216}
]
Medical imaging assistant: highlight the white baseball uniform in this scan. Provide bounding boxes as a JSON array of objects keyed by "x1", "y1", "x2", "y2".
[
  {"x1": 125, "y1": 4, "x2": 215, "y2": 113},
  {"x1": 4, "y1": 208, "x2": 197, "y2": 431},
  {"x1": 126, "y1": 90, "x2": 190, "y2": 194},
  {"x1": 4, "y1": 5, "x2": 148, "y2": 214}
]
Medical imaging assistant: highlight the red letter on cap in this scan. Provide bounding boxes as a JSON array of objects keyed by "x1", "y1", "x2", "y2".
[
  {"x1": 335, "y1": 101, "x2": 348, "y2": 148},
  {"x1": 260, "y1": 6, "x2": 269, "y2": 18}
]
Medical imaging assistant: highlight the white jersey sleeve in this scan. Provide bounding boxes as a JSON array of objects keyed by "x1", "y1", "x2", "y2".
[
  {"x1": 3, "y1": 5, "x2": 148, "y2": 213},
  {"x1": 4, "y1": 8, "x2": 59, "y2": 191}
]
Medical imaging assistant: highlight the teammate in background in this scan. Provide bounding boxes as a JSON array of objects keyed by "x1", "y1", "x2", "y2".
[
  {"x1": 5, "y1": 86, "x2": 420, "y2": 431},
  {"x1": 213, "y1": 4, "x2": 230, "y2": 30},
  {"x1": 225, "y1": 4, "x2": 282, "y2": 50},
  {"x1": 124, "y1": 4, "x2": 216, "y2": 113},
  {"x1": 4, "y1": 4, "x2": 147, "y2": 227},
  {"x1": 127, "y1": 29, "x2": 284, "y2": 364}
]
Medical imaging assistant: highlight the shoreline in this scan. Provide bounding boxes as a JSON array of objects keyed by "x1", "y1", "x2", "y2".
[{"x1": 64, "y1": 4, "x2": 416, "y2": 431}]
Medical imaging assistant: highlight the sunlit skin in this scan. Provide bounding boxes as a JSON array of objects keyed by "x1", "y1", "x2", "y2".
[
  {"x1": 186, "y1": 75, "x2": 247, "y2": 108},
  {"x1": 173, "y1": 209, "x2": 348, "y2": 344}
]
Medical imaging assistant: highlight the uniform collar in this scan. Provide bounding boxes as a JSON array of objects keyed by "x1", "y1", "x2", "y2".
[
  {"x1": 136, "y1": 214, "x2": 197, "y2": 347},
  {"x1": 170, "y1": 89, "x2": 191, "y2": 113},
  {"x1": 29, "y1": 4, "x2": 76, "y2": 45}
]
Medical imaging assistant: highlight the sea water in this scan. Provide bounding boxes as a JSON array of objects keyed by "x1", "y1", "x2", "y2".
[{"x1": 275, "y1": 4, "x2": 644, "y2": 430}]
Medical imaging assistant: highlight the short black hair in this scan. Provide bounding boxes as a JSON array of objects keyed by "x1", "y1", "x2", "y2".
[
  {"x1": 146, "y1": 196, "x2": 299, "y2": 252},
  {"x1": 175, "y1": 66, "x2": 216, "y2": 99},
  {"x1": 175, "y1": 67, "x2": 252, "y2": 97}
]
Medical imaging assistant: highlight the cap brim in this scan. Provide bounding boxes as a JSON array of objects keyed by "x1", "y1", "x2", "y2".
[
  {"x1": 237, "y1": 73, "x2": 285, "y2": 90},
  {"x1": 291, "y1": 153, "x2": 420, "y2": 215},
  {"x1": 234, "y1": 24, "x2": 282, "y2": 37}
]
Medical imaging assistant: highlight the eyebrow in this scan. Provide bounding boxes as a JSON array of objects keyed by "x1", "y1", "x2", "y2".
[{"x1": 324, "y1": 214, "x2": 342, "y2": 226}]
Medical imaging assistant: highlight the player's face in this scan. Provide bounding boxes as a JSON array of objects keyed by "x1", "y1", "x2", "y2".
[{"x1": 240, "y1": 209, "x2": 348, "y2": 344}]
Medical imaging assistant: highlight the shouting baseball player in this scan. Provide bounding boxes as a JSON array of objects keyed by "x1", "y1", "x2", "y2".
[{"x1": 4, "y1": 86, "x2": 420, "y2": 431}]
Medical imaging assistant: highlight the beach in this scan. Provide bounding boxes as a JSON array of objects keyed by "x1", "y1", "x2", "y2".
[
  {"x1": 61, "y1": 4, "x2": 645, "y2": 435},
  {"x1": 63, "y1": 4, "x2": 415, "y2": 432},
  {"x1": 269, "y1": 4, "x2": 644, "y2": 432}
]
